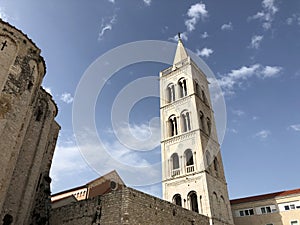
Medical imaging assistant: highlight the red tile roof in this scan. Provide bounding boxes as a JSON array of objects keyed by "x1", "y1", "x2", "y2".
[{"x1": 230, "y1": 188, "x2": 300, "y2": 205}]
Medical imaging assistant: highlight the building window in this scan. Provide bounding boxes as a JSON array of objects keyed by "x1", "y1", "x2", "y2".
[
  {"x1": 279, "y1": 201, "x2": 300, "y2": 211},
  {"x1": 167, "y1": 84, "x2": 175, "y2": 103},
  {"x1": 238, "y1": 208, "x2": 254, "y2": 217},
  {"x1": 3, "y1": 214, "x2": 13, "y2": 225},
  {"x1": 178, "y1": 78, "x2": 187, "y2": 97},
  {"x1": 181, "y1": 111, "x2": 191, "y2": 132},
  {"x1": 201, "y1": 90, "x2": 207, "y2": 103},
  {"x1": 194, "y1": 81, "x2": 200, "y2": 96},
  {"x1": 199, "y1": 111, "x2": 204, "y2": 131},
  {"x1": 213, "y1": 158, "x2": 219, "y2": 177},
  {"x1": 188, "y1": 191, "x2": 199, "y2": 213},
  {"x1": 168, "y1": 115, "x2": 178, "y2": 137},
  {"x1": 206, "y1": 117, "x2": 211, "y2": 135},
  {"x1": 185, "y1": 149, "x2": 194, "y2": 173},
  {"x1": 173, "y1": 194, "x2": 182, "y2": 206},
  {"x1": 291, "y1": 221, "x2": 299, "y2": 225},
  {"x1": 205, "y1": 151, "x2": 211, "y2": 168},
  {"x1": 261, "y1": 206, "x2": 272, "y2": 214},
  {"x1": 171, "y1": 153, "x2": 180, "y2": 176}
]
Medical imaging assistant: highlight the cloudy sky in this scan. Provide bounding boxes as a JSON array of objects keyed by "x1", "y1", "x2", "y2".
[{"x1": 1, "y1": 0, "x2": 300, "y2": 199}]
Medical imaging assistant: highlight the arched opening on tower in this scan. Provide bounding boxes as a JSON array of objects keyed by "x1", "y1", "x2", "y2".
[
  {"x1": 206, "y1": 117, "x2": 211, "y2": 135},
  {"x1": 188, "y1": 191, "x2": 199, "y2": 213},
  {"x1": 181, "y1": 111, "x2": 191, "y2": 132},
  {"x1": 185, "y1": 149, "x2": 194, "y2": 173},
  {"x1": 178, "y1": 78, "x2": 187, "y2": 97},
  {"x1": 168, "y1": 115, "x2": 178, "y2": 137},
  {"x1": 213, "y1": 157, "x2": 219, "y2": 177},
  {"x1": 172, "y1": 194, "x2": 182, "y2": 206},
  {"x1": 199, "y1": 111, "x2": 204, "y2": 131},
  {"x1": 171, "y1": 153, "x2": 180, "y2": 176},
  {"x1": 167, "y1": 83, "x2": 175, "y2": 103}
]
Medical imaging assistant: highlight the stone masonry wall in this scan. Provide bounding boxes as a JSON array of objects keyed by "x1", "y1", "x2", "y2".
[{"x1": 50, "y1": 187, "x2": 210, "y2": 225}]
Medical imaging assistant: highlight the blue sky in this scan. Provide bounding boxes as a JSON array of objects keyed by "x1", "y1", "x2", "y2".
[{"x1": 1, "y1": 0, "x2": 300, "y2": 199}]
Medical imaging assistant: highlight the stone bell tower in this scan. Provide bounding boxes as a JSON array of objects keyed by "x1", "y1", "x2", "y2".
[{"x1": 160, "y1": 36, "x2": 234, "y2": 225}]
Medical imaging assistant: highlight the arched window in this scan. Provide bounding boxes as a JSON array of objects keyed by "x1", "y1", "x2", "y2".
[
  {"x1": 188, "y1": 191, "x2": 199, "y2": 213},
  {"x1": 194, "y1": 81, "x2": 200, "y2": 96},
  {"x1": 220, "y1": 195, "x2": 229, "y2": 219},
  {"x1": 205, "y1": 151, "x2": 211, "y2": 168},
  {"x1": 167, "y1": 83, "x2": 175, "y2": 103},
  {"x1": 171, "y1": 153, "x2": 180, "y2": 176},
  {"x1": 185, "y1": 149, "x2": 194, "y2": 166},
  {"x1": 185, "y1": 149, "x2": 194, "y2": 173},
  {"x1": 3, "y1": 214, "x2": 13, "y2": 225},
  {"x1": 181, "y1": 111, "x2": 191, "y2": 132},
  {"x1": 173, "y1": 194, "x2": 182, "y2": 206},
  {"x1": 206, "y1": 117, "x2": 211, "y2": 135},
  {"x1": 199, "y1": 111, "x2": 204, "y2": 131},
  {"x1": 201, "y1": 90, "x2": 206, "y2": 103},
  {"x1": 199, "y1": 195, "x2": 203, "y2": 213},
  {"x1": 168, "y1": 115, "x2": 178, "y2": 137},
  {"x1": 212, "y1": 192, "x2": 218, "y2": 217},
  {"x1": 178, "y1": 78, "x2": 187, "y2": 97},
  {"x1": 213, "y1": 158, "x2": 219, "y2": 177}
]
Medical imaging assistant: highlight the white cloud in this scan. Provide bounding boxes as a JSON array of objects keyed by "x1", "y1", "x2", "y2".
[
  {"x1": 0, "y1": 7, "x2": 8, "y2": 21},
  {"x1": 212, "y1": 64, "x2": 282, "y2": 96},
  {"x1": 288, "y1": 124, "x2": 300, "y2": 132},
  {"x1": 227, "y1": 128, "x2": 238, "y2": 134},
  {"x1": 60, "y1": 92, "x2": 74, "y2": 104},
  {"x1": 98, "y1": 14, "x2": 117, "y2": 41},
  {"x1": 108, "y1": 0, "x2": 115, "y2": 3},
  {"x1": 286, "y1": 17, "x2": 293, "y2": 25},
  {"x1": 143, "y1": 0, "x2": 151, "y2": 6},
  {"x1": 108, "y1": 121, "x2": 161, "y2": 151},
  {"x1": 261, "y1": 65, "x2": 282, "y2": 78},
  {"x1": 254, "y1": 129, "x2": 271, "y2": 139},
  {"x1": 286, "y1": 14, "x2": 300, "y2": 26},
  {"x1": 65, "y1": 124, "x2": 161, "y2": 187},
  {"x1": 169, "y1": 3, "x2": 208, "y2": 42},
  {"x1": 250, "y1": 35, "x2": 264, "y2": 49},
  {"x1": 196, "y1": 47, "x2": 213, "y2": 57},
  {"x1": 221, "y1": 22, "x2": 233, "y2": 31},
  {"x1": 249, "y1": 0, "x2": 278, "y2": 30},
  {"x1": 232, "y1": 109, "x2": 245, "y2": 116},
  {"x1": 201, "y1": 31, "x2": 209, "y2": 39},
  {"x1": 185, "y1": 2, "x2": 208, "y2": 32}
]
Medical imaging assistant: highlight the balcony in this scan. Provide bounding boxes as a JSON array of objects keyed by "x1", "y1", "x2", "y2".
[
  {"x1": 186, "y1": 165, "x2": 195, "y2": 173},
  {"x1": 171, "y1": 168, "x2": 180, "y2": 177}
]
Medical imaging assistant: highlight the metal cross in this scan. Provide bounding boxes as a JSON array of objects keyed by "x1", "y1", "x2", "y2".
[
  {"x1": 178, "y1": 32, "x2": 181, "y2": 39},
  {"x1": 1, "y1": 40, "x2": 7, "y2": 51}
]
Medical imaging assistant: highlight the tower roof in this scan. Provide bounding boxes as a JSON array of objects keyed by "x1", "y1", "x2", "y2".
[{"x1": 173, "y1": 35, "x2": 188, "y2": 65}]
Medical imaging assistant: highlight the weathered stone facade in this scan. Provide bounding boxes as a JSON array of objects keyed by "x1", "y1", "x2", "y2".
[
  {"x1": 0, "y1": 19, "x2": 60, "y2": 225},
  {"x1": 50, "y1": 187, "x2": 210, "y2": 225}
]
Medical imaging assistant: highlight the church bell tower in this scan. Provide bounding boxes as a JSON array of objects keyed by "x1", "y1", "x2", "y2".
[{"x1": 160, "y1": 37, "x2": 234, "y2": 225}]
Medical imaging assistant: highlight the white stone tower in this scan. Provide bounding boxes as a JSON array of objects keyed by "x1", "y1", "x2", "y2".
[{"x1": 160, "y1": 37, "x2": 234, "y2": 225}]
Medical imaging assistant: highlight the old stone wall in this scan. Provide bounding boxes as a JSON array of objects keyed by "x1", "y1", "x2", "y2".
[
  {"x1": 50, "y1": 187, "x2": 210, "y2": 225},
  {"x1": 50, "y1": 190, "x2": 123, "y2": 225},
  {"x1": 0, "y1": 19, "x2": 60, "y2": 225}
]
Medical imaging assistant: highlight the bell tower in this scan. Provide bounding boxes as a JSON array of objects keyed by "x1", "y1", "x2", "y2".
[{"x1": 160, "y1": 37, "x2": 234, "y2": 225}]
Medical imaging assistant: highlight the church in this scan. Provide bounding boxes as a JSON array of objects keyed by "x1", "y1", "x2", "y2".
[{"x1": 0, "y1": 19, "x2": 299, "y2": 225}]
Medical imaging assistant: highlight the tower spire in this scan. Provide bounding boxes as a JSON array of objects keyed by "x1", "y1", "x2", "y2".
[{"x1": 173, "y1": 33, "x2": 188, "y2": 65}]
